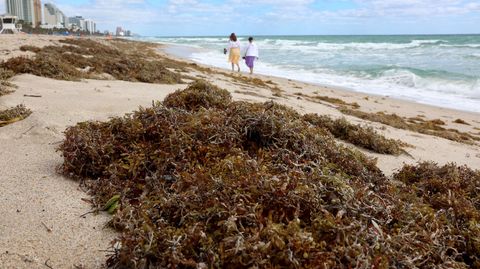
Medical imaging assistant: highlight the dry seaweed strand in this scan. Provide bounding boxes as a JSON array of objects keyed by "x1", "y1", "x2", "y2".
[
  {"x1": 104, "y1": 39, "x2": 286, "y2": 97},
  {"x1": 0, "y1": 68, "x2": 15, "y2": 80},
  {"x1": 234, "y1": 89, "x2": 267, "y2": 98},
  {"x1": 454, "y1": 119, "x2": 470, "y2": 125},
  {"x1": 0, "y1": 84, "x2": 15, "y2": 97},
  {"x1": 2, "y1": 55, "x2": 84, "y2": 81},
  {"x1": 303, "y1": 113, "x2": 407, "y2": 155},
  {"x1": 0, "y1": 68, "x2": 16, "y2": 96},
  {"x1": 293, "y1": 92, "x2": 360, "y2": 108},
  {"x1": 1, "y1": 39, "x2": 183, "y2": 84},
  {"x1": 113, "y1": 39, "x2": 285, "y2": 94},
  {"x1": 19, "y1": 45, "x2": 42, "y2": 53},
  {"x1": 59, "y1": 80, "x2": 480, "y2": 268},
  {"x1": 340, "y1": 107, "x2": 480, "y2": 144},
  {"x1": 219, "y1": 72, "x2": 285, "y2": 97},
  {"x1": 0, "y1": 104, "x2": 32, "y2": 127},
  {"x1": 0, "y1": 69, "x2": 30, "y2": 127}
]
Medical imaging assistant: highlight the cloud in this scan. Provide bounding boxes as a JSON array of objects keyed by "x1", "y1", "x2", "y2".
[
  {"x1": 352, "y1": 0, "x2": 480, "y2": 17},
  {"x1": 248, "y1": 0, "x2": 480, "y2": 26},
  {"x1": 55, "y1": 0, "x2": 152, "y2": 22},
  {"x1": 230, "y1": 0, "x2": 314, "y2": 5},
  {"x1": 4, "y1": 0, "x2": 478, "y2": 35},
  {"x1": 165, "y1": 0, "x2": 234, "y2": 18}
]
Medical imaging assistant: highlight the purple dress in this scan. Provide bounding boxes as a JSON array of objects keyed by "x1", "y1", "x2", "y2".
[{"x1": 245, "y1": 56, "x2": 256, "y2": 68}]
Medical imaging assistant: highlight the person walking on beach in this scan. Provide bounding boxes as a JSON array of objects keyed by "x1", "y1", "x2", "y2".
[
  {"x1": 225, "y1": 33, "x2": 241, "y2": 72},
  {"x1": 244, "y1": 37, "x2": 259, "y2": 75}
]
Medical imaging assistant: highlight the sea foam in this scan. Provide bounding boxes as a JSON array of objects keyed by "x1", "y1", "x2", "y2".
[{"x1": 143, "y1": 35, "x2": 480, "y2": 113}]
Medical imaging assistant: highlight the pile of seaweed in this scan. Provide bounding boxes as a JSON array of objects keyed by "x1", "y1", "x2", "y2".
[
  {"x1": 60, "y1": 81, "x2": 480, "y2": 268},
  {"x1": 0, "y1": 68, "x2": 16, "y2": 97},
  {"x1": 0, "y1": 68, "x2": 32, "y2": 127},
  {"x1": 0, "y1": 104, "x2": 32, "y2": 127},
  {"x1": 0, "y1": 39, "x2": 183, "y2": 84}
]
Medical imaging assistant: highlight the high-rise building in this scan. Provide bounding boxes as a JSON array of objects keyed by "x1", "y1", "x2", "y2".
[
  {"x1": 21, "y1": 0, "x2": 34, "y2": 23},
  {"x1": 116, "y1": 26, "x2": 124, "y2": 36},
  {"x1": 68, "y1": 16, "x2": 85, "y2": 30},
  {"x1": 84, "y1": 19, "x2": 96, "y2": 34},
  {"x1": 44, "y1": 3, "x2": 66, "y2": 27},
  {"x1": 5, "y1": 0, "x2": 23, "y2": 18},
  {"x1": 33, "y1": 0, "x2": 41, "y2": 26},
  {"x1": 5, "y1": 0, "x2": 41, "y2": 27}
]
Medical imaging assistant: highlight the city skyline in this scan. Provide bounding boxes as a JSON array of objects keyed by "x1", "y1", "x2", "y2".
[
  {"x1": 1, "y1": 1, "x2": 480, "y2": 36},
  {"x1": 5, "y1": 0, "x2": 41, "y2": 26},
  {"x1": 2, "y1": 0, "x2": 97, "y2": 33}
]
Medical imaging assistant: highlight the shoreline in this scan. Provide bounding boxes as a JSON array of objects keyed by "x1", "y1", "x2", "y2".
[
  {"x1": 149, "y1": 37, "x2": 480, "y2": 114},
  {"x1": 157, "y1": 41, "x2": 480, "y2": 118},
  {"x1": 153, "y1": 40, "x2": 480, "y2": 174}
]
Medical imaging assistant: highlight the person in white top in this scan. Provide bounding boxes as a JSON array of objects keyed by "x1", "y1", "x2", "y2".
[
  {"x1": 224, "y1": 33, "x2": 241, "y2": 72},
  {"x1": 244, "y1": 37, "x2": 259, "y2": 74}
]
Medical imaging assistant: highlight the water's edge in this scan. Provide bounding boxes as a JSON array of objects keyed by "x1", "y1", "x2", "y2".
[{"x1": 139, "y1": 35, "x2": 480, "y2": 113}]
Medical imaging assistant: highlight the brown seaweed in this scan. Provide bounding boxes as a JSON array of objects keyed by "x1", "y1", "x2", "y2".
[
  {"x1": 0, "y1": 68, "x2": 15, "y2": 81},
  {"x1": 0, "y1": 104, "x2": 32, "y2": 127},
  {"x1": 0, "y1": 83, "x2": 14, "y2": 97},
  {"x1": 164, "y1": 80, "x2": 232, "y2": 111},
  {"x1": 303, "y1": 113, "x2": 407, "y2": 155},
  {"x1": 2, "y1": 39, "x2": 183, "y2": 84},
  {"x1": 0, "y1": 70, "x2": 16, "y2": 96},
  {"x1": 2, "y1": 55, "x2": 84, "y2": 81},
  {"x1": 340, "y1": 107, "x2": 480, "y2": 144},
  {"x1": 59, "y1": 81, "x2": 480, "y2": 268},
  {"x1": 19, "y1": 45, "x2": 42, "y2": 53},
  {"x1": 294, "y1": 92, "x2": 360, "y2": 108},
  {"x1": 454, "y1": 119, "x2": 470, "y2": 125}
]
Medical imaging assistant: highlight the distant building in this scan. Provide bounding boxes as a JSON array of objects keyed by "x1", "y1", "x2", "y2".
[
  {"x1": 116, "y1": 26, "x2": 124, "y2": 36},
  {"x1": 84, "y1": 19, "x2": 95, "y2": 34},
  {"x1": 33, "y1": 0, "x2": 41, "y2": 26},
  {"x1": 43, "y1": 3, "x2": 66, "y2": 28},
  {"x1": 115, "y1": 26, "x2": 131, "y2": 36},
  {"x1": 5, "y1": 0, "x2": 42, "y2": 27},
  {"x1": 67, "y1": 16, "x2": 96, "y2": 34},
  {"x1": 68, "y1": 16, "x2": 85, "y2": 30},
  {"x1": 5, "y1": 0, "x2": 23, "y2": 19}
]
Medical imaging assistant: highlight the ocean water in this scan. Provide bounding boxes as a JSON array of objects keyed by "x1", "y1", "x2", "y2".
[{"x1": 138, "y1": 35, "x2": 480, "y2": 113}]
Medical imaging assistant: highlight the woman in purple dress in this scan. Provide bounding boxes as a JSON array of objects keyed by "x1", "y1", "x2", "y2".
[{"x1": 244, "y1": 37, "x2": 259, "y2": 74}]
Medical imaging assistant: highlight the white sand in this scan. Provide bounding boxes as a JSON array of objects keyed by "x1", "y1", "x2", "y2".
[
  {"x1": 0, "y1": 73, "x2": 188, "y2": 268},
  {"x1": 0, "y1": 35, "x2": 67, "y2": 62},
  {"x1": 0, "y1": 35, "x2": 479, "y2": 268}
]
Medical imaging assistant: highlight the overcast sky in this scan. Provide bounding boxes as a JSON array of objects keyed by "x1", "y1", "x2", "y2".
[{"x1": 1, "y1": 0, "x2": 479, "y2": 36}]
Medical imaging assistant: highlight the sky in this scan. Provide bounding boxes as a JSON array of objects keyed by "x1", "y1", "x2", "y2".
[{"x1": 1, "y1": 0, "x2": 479, "y2": 36}]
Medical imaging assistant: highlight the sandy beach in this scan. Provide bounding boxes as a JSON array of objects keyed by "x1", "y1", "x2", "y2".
[{"x1": 0, "y1": 35, "x2": 479, "y2": 268}]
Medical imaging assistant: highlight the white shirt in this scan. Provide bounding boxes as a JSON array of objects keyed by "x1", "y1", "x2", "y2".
[
  {"x1": 245, "y1": 42, "x2": 259, "y2": 57},
  {"x1": 228, "y1": 41, "x2": 241, "y2": 49}
]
